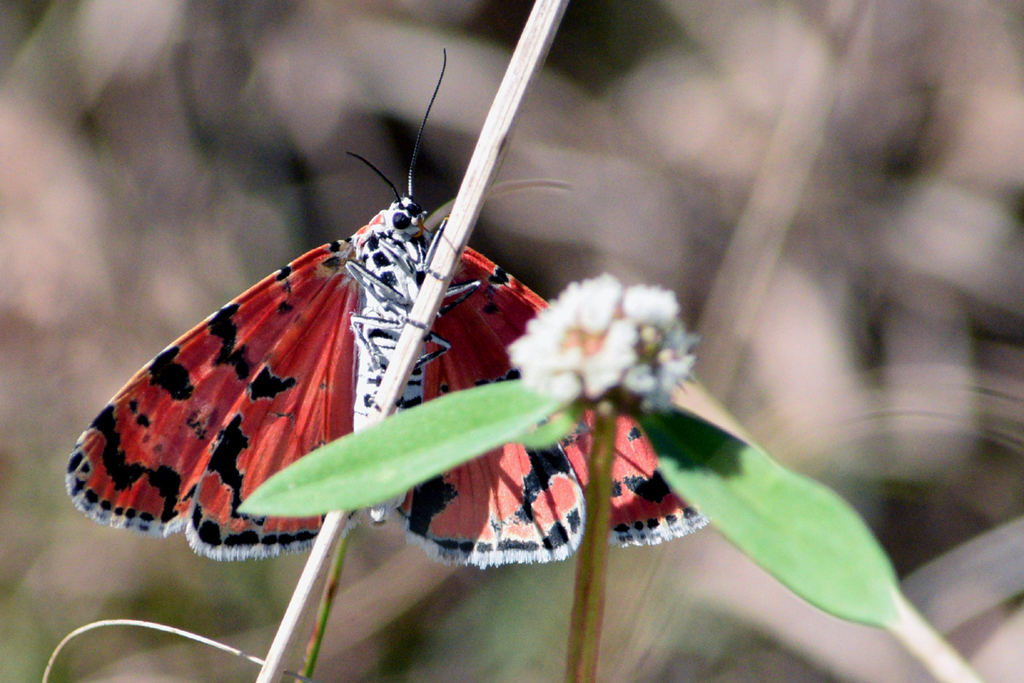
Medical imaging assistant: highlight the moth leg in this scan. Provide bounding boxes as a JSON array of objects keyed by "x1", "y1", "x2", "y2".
[
  {"x1": 350, "y1": 314, "x2": 399, "y2": 370},
  {"x1": 345, "y1": 261, "x2": 413, "y2": 310},
  {"x1": 414, "y1": 331, "x2": 451, "y2": 368},
  {"x1": 351, "y1": 314, "x2": 450, "y2": 370},
  {"x1": 423, "y1": 217, "x2": 448, "y2": 280},
  {"x1": 439, "y1": 280, "x2": 479, "y2": 315},
  {"x1": 378, "y1": 239, "x2": 426, "y2": 281}
]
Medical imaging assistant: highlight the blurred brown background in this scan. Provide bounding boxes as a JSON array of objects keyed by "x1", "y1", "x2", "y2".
[{"x1": 3, "y1": 0, "x2": 1024, "y2": 681}]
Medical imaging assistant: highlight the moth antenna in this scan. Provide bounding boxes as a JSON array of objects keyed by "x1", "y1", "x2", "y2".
[
  {"x1": 346, "y1": 151, "x2": 401, "y2": 203},
  {"x1": 408, "y1": 48, "x2": 446, "y2": 199}
]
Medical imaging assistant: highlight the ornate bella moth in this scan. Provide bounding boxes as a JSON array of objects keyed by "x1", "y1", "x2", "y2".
[{"x1": 66, "y1": 65, "x2": 705, "y2": 567}]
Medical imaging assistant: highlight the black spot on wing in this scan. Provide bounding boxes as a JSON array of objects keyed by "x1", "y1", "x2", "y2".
[
  {"x1": 91, "y1": 405, "x2": 145, "y2": 490},
  {"x1": 149, "y1": 347, "x2": 194, "y2": 400},
  {"x1": 248, "y1": 366, "x2": 297, "y2": 400},
  {"x1": 84, "y1": 405, "x2": 181, "y2": 522},
  {"x1": 276, "y1": 265, "x2": 294, "y2": 295},
  {"x1": 208, "y1": 304, "x2": 250, "y2": 380},
  {"x1": 488, "y1": 266, "x2": 510, "y2": 285},
  {"x1": 566, "y1": 508, "x2": 582, "y2": 534},
  {"x1": 208, "y1": 304, "x2": 239, "y2": 342},
  {"x1": 196, "y1": 514, "x2": 222, "y2": 547},
  {"x1": 224, "y1": 531, "x2": 259, "y2": 546},
  {"x1": 148, "y1": 465, "x2": 182, "y2": 523},
  {"x1": 622, "y1": 471, "x2": 671, "y2": 504},
  {"x1": 67, "y1": 451, "x2": 83, "y2": 474},
  {"x1": 525, "y1": 447, "x2": 572, "y2": 492},
  {"x1": 436, "y1": 538, "x2": 476, "y2": 554},
  {"x1": 372, "y1": 251, "x2": 391, "y2": 268},
  {"x1": 519, "y1": 446, "x2": 573, "y2": 522},
  {"x1": 627, "y1": 426, "x2": 642, "y2": 441},
  {"x1": 185, "y1": 414, "x2": 208, "y2": 441},
  {"x1": 206, "y1": 413, "x2": 249, "y2": 516},
  {"x1": 271, "y1": 530, "x2": 318, "y2": 546},
  {"x1": 496, "y1": 538, "x2": 539, "y2": 552},
  {"x1": 407, "y1": 476, "x2": 458, "y2": 536},
  {"x1": 482, "y1": 302, "x2": 499, "y2": 314},
  {"x1": 541, "y1": 522, "x2": 569, "y2": 550}
]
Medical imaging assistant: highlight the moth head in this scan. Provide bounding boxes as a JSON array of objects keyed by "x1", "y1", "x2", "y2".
[{"x1": 378, "y1": 196, "x2": 427, "y2": 240}]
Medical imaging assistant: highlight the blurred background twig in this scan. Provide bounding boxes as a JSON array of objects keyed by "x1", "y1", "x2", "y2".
[{"x1": 5, "y1": 1, "x2": 1024, "y2": 681}]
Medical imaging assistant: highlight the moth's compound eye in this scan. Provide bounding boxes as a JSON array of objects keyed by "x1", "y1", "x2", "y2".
[{"x1": 392, "y1": 212, "x2": 412, "y2": 230}]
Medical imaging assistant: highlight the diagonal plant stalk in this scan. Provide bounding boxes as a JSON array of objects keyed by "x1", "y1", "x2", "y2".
[
  {"x1": 565, "y1": 407, "x2": 617, "y2": 683},
  {"x1": 254, "y1": 1, "x2": 570, "y2": 680},
  {"x1": 889, "y1": 591, "x2": 986, "y2": 683}
]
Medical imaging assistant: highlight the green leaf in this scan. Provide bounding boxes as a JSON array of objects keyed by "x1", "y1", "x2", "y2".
[
  {"x1": 515, "y1": 406, "x2": 582, "y2": 449},
  {"x1": 641, "y1": 410, "x2": 899, "y2": 627},
  {"x1": 240, "y1": 381, "x2": 563, "y2": 516}
]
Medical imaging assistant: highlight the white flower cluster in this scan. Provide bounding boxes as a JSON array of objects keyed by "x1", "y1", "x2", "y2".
[{"x1": 509, "y1": 275, "x2": 697, "y2": 411}]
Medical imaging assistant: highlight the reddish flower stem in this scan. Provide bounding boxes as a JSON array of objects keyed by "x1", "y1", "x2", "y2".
[{"x1": 565, "y1": 406, "x2": 617, "y2": 683}]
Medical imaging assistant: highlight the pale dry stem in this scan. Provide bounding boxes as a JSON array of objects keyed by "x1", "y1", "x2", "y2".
[{"x1": 254, "y1": 1, "x2": 570, "y2": 681}]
